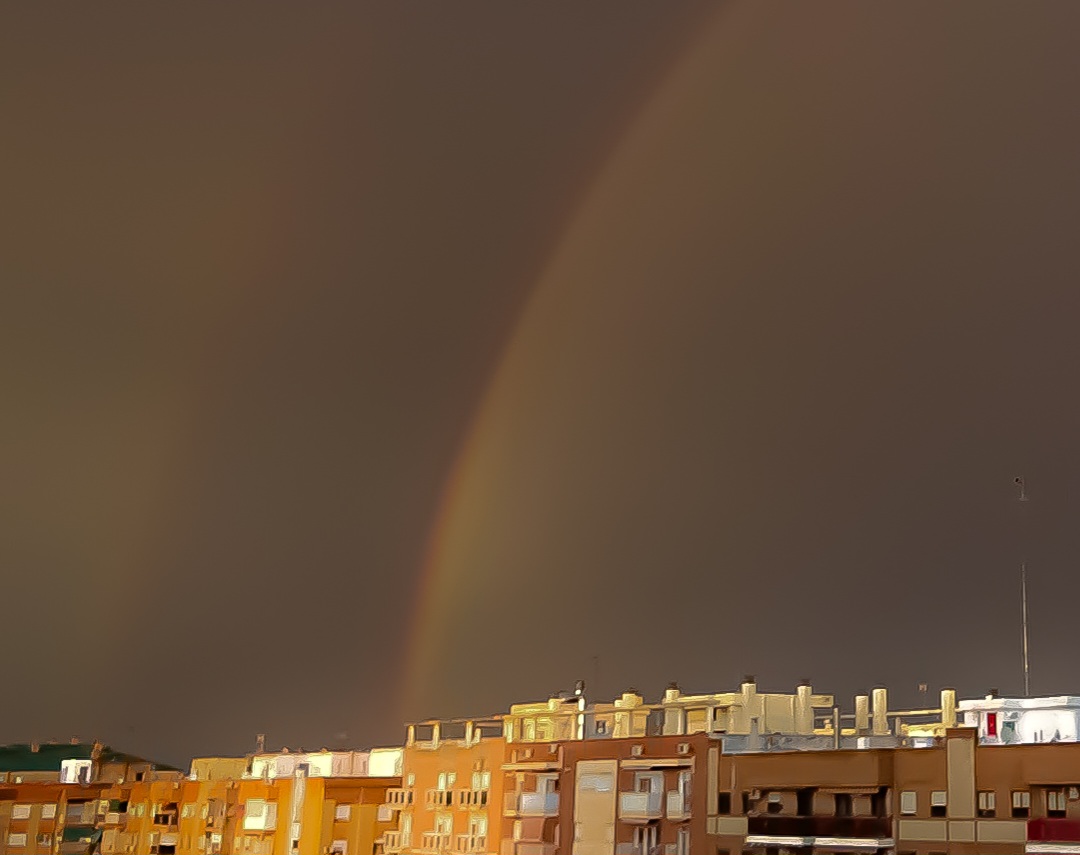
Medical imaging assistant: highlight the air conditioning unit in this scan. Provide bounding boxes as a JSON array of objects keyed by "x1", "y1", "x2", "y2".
[{"x1": 677, "y1": 744, "x2": 690, "y2": 755}]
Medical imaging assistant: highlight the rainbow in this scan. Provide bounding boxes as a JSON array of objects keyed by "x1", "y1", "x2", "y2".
[{"x1": 399, "y1": 2, "x2": 759, "y2": 717}]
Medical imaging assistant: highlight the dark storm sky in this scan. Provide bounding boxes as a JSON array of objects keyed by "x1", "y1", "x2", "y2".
[{"x1": 3, "y1": 3, "x2": 1080, "y2": 767}]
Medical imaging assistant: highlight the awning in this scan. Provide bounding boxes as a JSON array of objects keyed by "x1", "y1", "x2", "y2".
[
  {"x1": 620, "y1": 758, "x2": 693, "y2": 770},
  {"x1": 502, "y1": 762, "x2": 560, "y2": 772}
]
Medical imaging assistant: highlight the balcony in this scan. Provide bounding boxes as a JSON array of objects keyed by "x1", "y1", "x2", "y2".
[
  {"x1": 453, "y1": 834, "x2": 487, "y2": 854},
  {"x1": 65, "y1": 804, "x2": 98, "y2": 826},
  {"x1": 383, "y1": 832, "x2": 410, "y2": 853},
  {"x1": 509, "y1": 842, "x2": 552, "y2": 855},
  {"x1": 421, "y1": 833, "x2": 452, "y2": 853},
  {"x1": 426, "y1": 790, "x2": 455, "y2": 810},
  {"x1": 619, "y1": 792, "x2": 663, "y2": 823},
  {"x1": 504, "y1": 792, "x2": 559, "y2": 817},
  {"x1": 456, "y1": 789, "x2": 490, "y2": 810},
  {"x1": 615, "y1": 845, "x2": 642, "y2": 855},
  {"x1": 665, "y1": 792, "x2": 690, "y2": 821},
  {"x1": 746, "y1": 816, "x2": 892, "y2": 840},
  {"x1": 386, "y1": 789, "x2": 415, "y2": 810},
  {"x1": 1029, "y1": 819, "x2": 1080, "y2": 843}
]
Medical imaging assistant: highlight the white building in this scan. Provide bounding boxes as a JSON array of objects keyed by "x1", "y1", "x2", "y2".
[
  {"x1": 958, "y1": 693, "x2": 1080, "y2": 744},
  {"x1": 246, "y1": 747, "x2": 403, "y2": 779}
]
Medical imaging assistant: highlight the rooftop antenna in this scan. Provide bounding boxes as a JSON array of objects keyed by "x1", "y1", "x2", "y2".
[{"x1": 1015, "y1": 476, "x2": 1030, "y2": 697}]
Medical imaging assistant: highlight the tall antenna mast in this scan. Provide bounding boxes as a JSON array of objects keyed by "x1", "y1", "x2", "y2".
[{"x1": 1015, "y1": 477, "x2": 1030, "y2": 697}]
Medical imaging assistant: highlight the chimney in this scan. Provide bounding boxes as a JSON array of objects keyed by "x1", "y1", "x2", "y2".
[
  {"x1": 574, "y1": 680, "x2": 586, "y2": 697},
  {"x1": 795, "y1": 681, "x2": 814, "y2": 734},
  {"x1": 854, "y1": 695, "x2": 870, "y2": 733},
  {"x1": 871, "y1": 687, "x2": 889, "y2": 736},
  {"x1": 940, "y1": 688, "x2": 957, "y2": 729},
  {"x1": 741, "y1": 676, "x2": 757, "y2": 698},
  {"x1": 70, "y1": 737, "x2": 80, "y2": 745},
  {"x1": 988, "y1": 688, "x2": 999, "y2": 700},
  {"x1": 256, "y1": 734, "x2": 266, "y2": 754},
  {"x1": 30, "y1": 742, "x2": 39, "y2": 753},
  {"x1": 664, "y1": 683, "x2": 681, "y2": 703}
]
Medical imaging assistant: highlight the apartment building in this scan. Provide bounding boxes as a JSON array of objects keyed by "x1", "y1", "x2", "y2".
[
  {"x1": 0, "y1": 742, "x2": 181, "y2": 855},
  {"x1": 702, "y1": 727, "x2": 1080, "y2": 855},
  {"x1": 555, "y1": 733, "x2": 711, "y2": 855},
  {"x1": 0, "y1": 746, "x2": 399, "y2": 855},
  {"x1": 387, "y1": 718, "x2": 506, "y2": 855}
]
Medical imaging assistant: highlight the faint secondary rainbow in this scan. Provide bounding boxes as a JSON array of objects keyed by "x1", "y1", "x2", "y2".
[
  {"x1": 113, "y1": 155, "x2": 313, "y2": 630},
  {"x1": 400, "y1": 3, "x2": 753, "y2": 717}
]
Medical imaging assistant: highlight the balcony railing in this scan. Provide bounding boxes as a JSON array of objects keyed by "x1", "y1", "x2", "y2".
[
  {"x1": 618, "y1": 792, "x2": 663, "y2": 822},
  {"x1": 386, "y1": 789, "x2": 415, "y2": 809},
  {"x1": 665, "y1": 792, "x2": 690, "y2": 821},
  {"x1": 453, "y1": 834, "x2": 487, "y2": 854},
  {"x1": 615, "y1": 845, "x2": 641, "y2": 855},
  {"x1": 502, "y1": 844, "x2": 555, "y2": 855},
  {"x1": 383, "y1": 832, "x2": 410, "y2": 853},
  {"x1": 421, "y1": 832, "x2": 452, "y2": 853},
  {"x1": 1029, "y1": 819, "x2": 1080, "y2": 843},
  {"x1": 746, "y1": 816, "x2": 892, "y2": 840},
  {"x1": 456, "y1": 789, "x2": 490, "y2": 810},
  {"x1": 505, "y1": 792, "x2": 559, "y2": 817},
  {"x1": 426, "y1": 790, "x2": 455, "y2": 810}
]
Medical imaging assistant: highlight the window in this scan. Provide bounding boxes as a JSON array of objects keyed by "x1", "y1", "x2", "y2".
[
  {"x1": 41, "y1": 804, "x2": 56, "y2": 820},
  {"x1": 899, "y1": 791, "x2": 917, "y2": 816},
  {"x1": 716, "y1": 793, "x2": 732, "y2": 815},
  {"x1": 335, "y1": 805, "x2": 351, "y2": 822},
  {"x1": 1048, "y1": 791, "x2": 1067, "y2": 817},
  {"x1": 1012, "y1": 791, "x2": 1031, "y2": 818},
  {"x1": 406, "y1": 773, "x2": 415, "y2": 787},
  {"x1": 578, "y1": 774, "x2": 613, "y2": 792},
  {"x1": 767, "y1": 793, "x2": 782, "y2": 815},
  {"x1": 977, "y1": 791, "x2": 996, "y2": 818},
  {"x1": 595, "y1": 720, "x2": 607, "y2": 734},
  {"x1": 8, "y1": 834, "x2": 28, "y2": 848},
  {"x1": 182, "y1": 805, "x2": 196, "y2": 819},
  {"x1": 835, "y1": 794, "x2": 853, "y2": 817},
  {"x1": 930, "y1": 791, "x2": 947, "y2": 818},
  {"x1": 37, "y1": 835, "x2": 51, "y2": 849},
  {"x1": 676, "y1": 828, "x2": 690, "y2": 855},
  {"x1": 329, "y1": 841, "x2": 347, "y2": 855}
]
